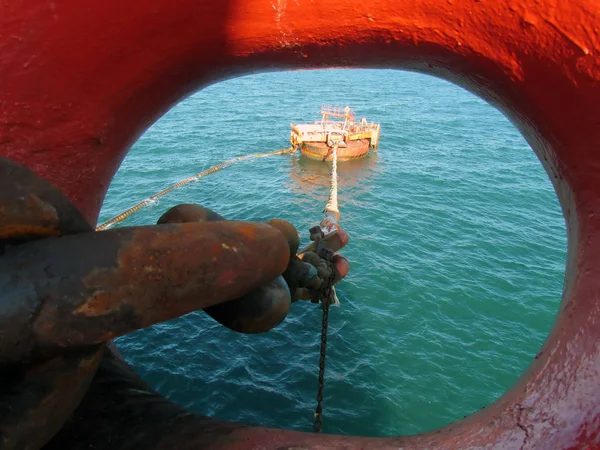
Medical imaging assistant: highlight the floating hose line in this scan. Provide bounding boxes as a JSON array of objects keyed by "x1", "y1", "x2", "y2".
[{"x1": 95, "y1": 147, "x2": 294, "y2": 231}]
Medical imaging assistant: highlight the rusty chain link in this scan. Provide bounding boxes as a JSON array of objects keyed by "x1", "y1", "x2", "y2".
[
  {"x1": 0, "y1": 156, "x2": 347, "y2": 446},
  {"x1": 0, "y1": 157, "x2": 291, "y2": 449},
  {"x1": 306, "y1": 226, "x2": 339, "y2": 433},
  {"x1": 313, "y1": 300, "x2": 330, "y2": 433},
  {"x1": 313, "y1": 265, "x2": 337, "y2": 433}
]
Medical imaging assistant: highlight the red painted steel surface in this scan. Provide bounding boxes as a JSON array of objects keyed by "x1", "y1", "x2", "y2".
[{"x1": 1, "y1": 0, "x2": 600, "y2": 448}]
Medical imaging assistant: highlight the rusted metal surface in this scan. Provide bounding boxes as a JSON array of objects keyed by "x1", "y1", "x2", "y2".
[
  {"x1": 0, "y1": 157, "x2": 91, "y2": 245},
  {"x1": 0, "y1": 179, "x2": 345, "y2": 447},
  {"x1": 158, "y1": 204, "x2": 295, "y2": 334},
  {"x1": 0, "y1": 157, "x2": 105, "y2": 450},
  {"x1": 0, "y1": 221, "x2": 289, "y2": 363},
  {"x1": 156, "y1": 204, "x2": 348, "y2": 333},
  {"x1": 300, "y1": 140, "x2": 371, "y2": 162},
  {"x1": 0, "y1": 169, "x2": 292, "y2": 449},
  {"x1": 0, "y1": 163, "x2": 292, "y2": 448},
  {"x1": 44, "y1": 343, "x2": 251, "y2": 450},
  {"x1": 290, "y1": 106, "x2": 380, "y2": 161},
  {"x1": 204, "y1": 275, "x2": 291, "y2": 333},
  {"x1": 0, "y1": 346, "x2": 104, "y2": 450},
  {"x1": 158, "y1": 203, "x2": 226, "y2": 224},
  {"x1": 267, "y1": 218, "x2": 300, "y2": 256}
]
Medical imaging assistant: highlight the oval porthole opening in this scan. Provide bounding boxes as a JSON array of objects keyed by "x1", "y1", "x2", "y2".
[{"x1": 98, "y1": 69, "x2": 567, "y2": 437}]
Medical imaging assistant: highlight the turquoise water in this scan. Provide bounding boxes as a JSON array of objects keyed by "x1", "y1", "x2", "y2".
[{"x1": 100, "y1": 70, "x2": 567, "y2": 437}]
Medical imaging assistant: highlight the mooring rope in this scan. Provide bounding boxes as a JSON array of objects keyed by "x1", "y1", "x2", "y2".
[
  {"x1": 95, "y1": 147, "x2": 293, "y2": 231},
  {"x1": 323, "y1": 144, "x2": 339, "y2": 220}
]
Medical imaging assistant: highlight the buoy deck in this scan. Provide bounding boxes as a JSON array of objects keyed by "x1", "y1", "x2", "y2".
[{"x1": 290, "y1": 106, "x2": 380, "y2": 160}]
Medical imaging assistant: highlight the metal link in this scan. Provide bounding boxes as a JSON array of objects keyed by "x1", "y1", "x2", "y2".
[
  {"x1": 311, "y1": 231, "x2": 338, "y2": 433},
  {"x1": 0, "y1": 156, "x2": 346, "y2": 445},
  {"x1": 0, "y1": 157, "x2": 292, "y2": 449},
  {"x1": 313, "y1": 300, "x2": 330, "y2": 433},
  {"x1": 0, "y1": 157, "x2": 105, "y2": 449}
]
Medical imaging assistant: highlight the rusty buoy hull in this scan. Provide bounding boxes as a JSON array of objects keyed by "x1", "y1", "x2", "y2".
[{"x1": 300, "y1": 139, "x2": 371, "y2": 161}]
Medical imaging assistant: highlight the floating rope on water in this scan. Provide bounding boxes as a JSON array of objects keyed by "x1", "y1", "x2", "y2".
[
  {"x1": 96, "y1": 147, "x2": 294, "y2": 231},
  {"x1": 323, "y1": 143, "x2": 340, "y2": 224}
]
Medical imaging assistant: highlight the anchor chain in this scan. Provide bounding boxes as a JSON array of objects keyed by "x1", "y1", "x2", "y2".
[
  {"x1": 313, "y1": 263, "x2": 337, "y2": 433},
  {"x1": 0, "y1": 149, "x2": 348, "y2": 448},
  {"x1": 313, "y1": 300, "x2": 329, "y2": 433},
  {"x1": 0, "y1": 157, "x2": 293, "y2": 449},
  {"x1": 311, "y1": 143, "x2": 342, "y2": 432}
]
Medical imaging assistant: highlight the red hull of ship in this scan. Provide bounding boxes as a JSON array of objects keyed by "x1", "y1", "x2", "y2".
[
  {"x1": 1, "y1": 0, "x2": 600, "y2": 449},
  {"x1": 300, "y1": 139, "x2": 371, "y2": 161}
]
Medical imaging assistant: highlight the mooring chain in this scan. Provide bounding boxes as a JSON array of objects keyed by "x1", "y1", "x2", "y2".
[
  {"x1": 0, "y1": 142, "x2": 346, "y2": 448},
  {"x1": 305, "y1": 225, "x2": 339, "y2": 433},
  {"x1": 313, "y1": 267, "x2": 337, "y2": 433},
  {"x1": 311, "y1": 143, "x2": 342, "y2": 433},
  {"x1": 0, "y1": 156, "x2": 308, "y2": 449},
  {"x1": 313, "y1": 300, "x2": 329, "y2": 433}
]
